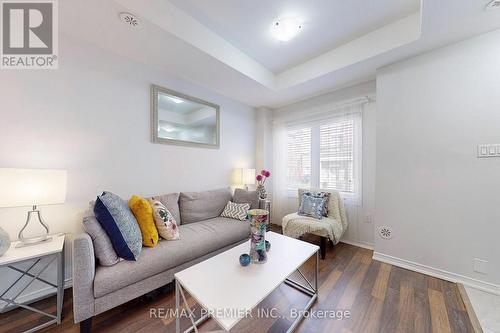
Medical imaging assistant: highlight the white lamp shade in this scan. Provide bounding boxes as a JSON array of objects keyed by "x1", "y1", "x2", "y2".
[
  {"x1": 0, "y1": 168, "x2": 67, "y2": 208},
  {"x1": 232, "y1": 168, "x2": 255, "y2": 186},
  {"x1": 242, "y1": 168, "x2": 255, "y2": 185}
]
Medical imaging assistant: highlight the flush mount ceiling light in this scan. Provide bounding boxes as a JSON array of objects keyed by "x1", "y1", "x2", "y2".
[
  {"x1": 271, "y1": 17, "x2": 302, "y2": 42},
  {"x1": 486, "y1": 0, "x2": 500, "y2": 10},
  {"x1": 119, "y1": 12, "x2": 140, "y2": 26}
]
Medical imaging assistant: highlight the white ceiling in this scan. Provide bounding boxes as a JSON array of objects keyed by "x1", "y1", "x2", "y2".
[
  {"x1": 60, "y1": 0, "x2": 500, "y2": 108},
  {"x1": 168, "y1": 0, "x2": 420, "y2": 73}
]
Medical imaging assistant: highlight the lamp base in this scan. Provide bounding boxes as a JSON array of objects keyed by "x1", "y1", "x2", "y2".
[
  {"x1": 15, "y1": 236, "x2": 53, "y2": 248},
  {"x1": 17, "y1": 206, "x2": 51, "y2": 248}
]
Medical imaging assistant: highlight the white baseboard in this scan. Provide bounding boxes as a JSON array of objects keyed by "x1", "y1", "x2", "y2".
[
  {"x1": 340, "y1": 239, "x2": 374, "y2": 250},
  {"x1": 373, "y1": 252, "x2": 500, "y2": 296},
  {"x1": 0, "y1": 278, "x2": 73, "y2": 312}
]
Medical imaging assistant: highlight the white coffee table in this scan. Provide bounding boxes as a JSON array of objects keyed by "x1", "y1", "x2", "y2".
[{"x1": 174, "y1": 231, "x2": 320, "y2": 333}]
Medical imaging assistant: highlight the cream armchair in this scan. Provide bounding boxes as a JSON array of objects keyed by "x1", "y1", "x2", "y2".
[{"x1": 282, "y1": 188, "x2": 348, "y2": 259}]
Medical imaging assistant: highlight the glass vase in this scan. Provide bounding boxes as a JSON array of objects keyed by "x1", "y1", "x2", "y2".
[{"x1": 248, "y1": 209, "x2": 269, "y2": 263}]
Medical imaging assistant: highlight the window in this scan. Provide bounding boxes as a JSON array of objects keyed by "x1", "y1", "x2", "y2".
[
  {"x1": 286, "y1": 127, "x2": 311, "y2": 190},
  {"x1": 285, "y1": 113, "x2": 361, "y2": 197}
]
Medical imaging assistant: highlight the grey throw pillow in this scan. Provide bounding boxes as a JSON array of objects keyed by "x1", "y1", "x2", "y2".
[
  {"x1": 82, "y1": 216, "x2": 120, "y2": 266},
  {"x1": 233, "y1": 188, "x2": 259, "y2": 209},
  {"x1": 94, "y1": 192, "x2": 142, "y2": 261},
  {"x1": 298, "y1": 193, "x2": 328, "y2": 219}
]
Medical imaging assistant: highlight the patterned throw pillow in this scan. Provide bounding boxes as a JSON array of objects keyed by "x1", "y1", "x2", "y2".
[
  {"x1": 220, "y1": 201, "x2": 250, "y2": 221},
  {"x1": 149, "y1": 199, "x2": 180, "y2": 240},
  {"x1": 298, "y1": 193, "x2": 329, "y2": 220},
  {"x1": 93, "y1": 192, "x2": 142, "y2": 261},
  {"x1": 304, "y1": 191, "x2": 330, "y2": 216}
]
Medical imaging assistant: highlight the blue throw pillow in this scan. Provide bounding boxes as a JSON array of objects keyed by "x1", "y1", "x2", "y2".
[
  {"x1": 94, "y1": 192, "x2": 142, "y2": 261},
  {"x1": 298, "y1": 193, "x2": 328, "y2": 219}
]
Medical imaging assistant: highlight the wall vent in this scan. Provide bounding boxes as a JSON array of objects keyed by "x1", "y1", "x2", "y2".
[
  {"x1": 119, "y1": 12, "x2": 140, "y2": 27},
  {"x1": 378, "y1": 226, "x2": 393, "y2": 239},
  {"x1": 486, "y1": 0, "x2": 500, "y2": 10}
]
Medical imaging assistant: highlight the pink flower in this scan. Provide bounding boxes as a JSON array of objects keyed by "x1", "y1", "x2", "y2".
[
  {"x1": 256, "y1": 174, "x2": 263, "y2": 181},
  {"x1": 263, "y1": 171, "x2": 271, "y2": 178},
  {"x1": 261, "y1": 170, "x2": 267, "y2": 176}
]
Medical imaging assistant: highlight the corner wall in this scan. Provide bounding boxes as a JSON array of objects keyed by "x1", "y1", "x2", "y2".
[{"x1": 375, "y1": 29, "x2": 500, "y2": 293}]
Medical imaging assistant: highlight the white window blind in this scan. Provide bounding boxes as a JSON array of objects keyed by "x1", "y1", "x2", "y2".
[
  {"x1": 320, "y1": 119, "x2": 355, "y2": 192},
  {"x1": 284, "y1": 112, "x2": 361, "y2": 197},
  {"x1": 286, "y1": 127, "x2": 311, "y2": 190}
]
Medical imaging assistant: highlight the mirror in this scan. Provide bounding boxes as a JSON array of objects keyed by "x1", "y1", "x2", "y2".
[{"x1": 151, "y1": 85, "x2": 220, "y2": 148}]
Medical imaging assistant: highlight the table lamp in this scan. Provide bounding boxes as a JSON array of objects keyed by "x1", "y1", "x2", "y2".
[
  {"x1": 233, "y1": 168, "x2": 255, "y2": 190},
  {"x1": 0, "y1": 168, "x2": 67, "y2": 247}
]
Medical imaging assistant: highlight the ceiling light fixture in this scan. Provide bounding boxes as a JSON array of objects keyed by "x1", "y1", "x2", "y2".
[{"x1": 271, "y1": 17, "x2": 302, "y2": 42}]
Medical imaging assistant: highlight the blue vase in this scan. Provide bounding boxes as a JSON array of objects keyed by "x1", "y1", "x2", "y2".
[{"x1": 0, "y1": 227, "x2": 11, "y2": 256}]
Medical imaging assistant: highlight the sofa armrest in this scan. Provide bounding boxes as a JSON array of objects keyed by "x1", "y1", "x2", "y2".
[{"x1": 73, "y1": 233, "x2": 96, "y2": 323}]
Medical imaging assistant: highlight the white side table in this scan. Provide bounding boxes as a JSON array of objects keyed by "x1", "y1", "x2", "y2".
[{"x1": 0, "y1": 233, "x2": 65, "y2": 332}]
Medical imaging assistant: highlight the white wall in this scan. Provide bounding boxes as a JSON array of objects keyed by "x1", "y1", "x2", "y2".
[
  {"x1": 271, "y1": 82, "x2": 377, "y2": 248},
  {"x1": 375, "y1": 29, "x2": 500, "y2": 293},
  {"x1": 0, "y1": 34, "x2": 256, "y2": 303}
]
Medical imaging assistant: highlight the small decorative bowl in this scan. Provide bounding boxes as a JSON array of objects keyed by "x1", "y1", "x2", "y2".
[
  {"x1": 265, "y1": 240, "x2": 271, "y2": 252},
  {"x1": 239, "y1": 253, "x2": 251, "y2": 266}
]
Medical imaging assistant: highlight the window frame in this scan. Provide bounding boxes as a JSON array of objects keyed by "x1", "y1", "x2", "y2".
[{"x1": 285, "y1": 112, "x2": 362, "y2": 204}]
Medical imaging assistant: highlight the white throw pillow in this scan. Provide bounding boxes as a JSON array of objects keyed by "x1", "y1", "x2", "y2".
[{"x1": 220, "y1": 201, "x2": 250, "y2": 221}]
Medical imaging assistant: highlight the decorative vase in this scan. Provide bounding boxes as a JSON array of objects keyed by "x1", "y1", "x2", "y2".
[
  {"x1": 256, "y1": 185, "x2": 267, "y2": 200},
  {"x1": 0, "y1": 227, "x2": 11, "y2": 256},
  {"x1": 248, "y1": 209, "x2": 269, "y2": 264},
  {"x1": 239, "y1": 253, "x2": 251, "y2": 266}
]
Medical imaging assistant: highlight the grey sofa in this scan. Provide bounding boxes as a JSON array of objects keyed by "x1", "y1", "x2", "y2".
[{"x1": 73, "y1": 188, "x2": 262, "y2": 332}]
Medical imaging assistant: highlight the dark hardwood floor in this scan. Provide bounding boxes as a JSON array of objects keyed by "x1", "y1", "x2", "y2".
[{"x1": 0, "y1": 227, "x2": 475, "y2": 333}]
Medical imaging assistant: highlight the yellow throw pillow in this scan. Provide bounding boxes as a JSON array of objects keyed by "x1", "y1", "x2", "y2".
[{"x1": 128, "y1": 195, "x2": 159, "y2": 247}]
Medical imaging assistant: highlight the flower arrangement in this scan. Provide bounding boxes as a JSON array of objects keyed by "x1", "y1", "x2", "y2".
[{"x1": 256, "y1": 169, "x2": 271, "y2": 199}]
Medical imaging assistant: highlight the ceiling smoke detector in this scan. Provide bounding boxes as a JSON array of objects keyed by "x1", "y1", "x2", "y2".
[
  {"x1": 486, "y1": 0, "x2": 500, "y2": 10},
  {"x1": 119, "y1": 12, "x2": 140, "y2": 27}
]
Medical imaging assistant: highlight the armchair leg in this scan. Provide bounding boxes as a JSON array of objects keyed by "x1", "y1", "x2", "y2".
[
  {"x1": 80, "y1": 317, "x2": 93, "y2": 333},
  {"x1": 320, "y1": 237, "x2": 326, "y2": 260}
]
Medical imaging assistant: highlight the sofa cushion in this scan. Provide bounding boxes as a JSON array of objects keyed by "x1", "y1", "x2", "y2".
[
  {"x1": 179, "y1": 188, "x2": 232, "y2": 224},
  {"x1": 151, "y1": 192, "x2": 180, "y2": 224},
  {"x1": 233, "y1": 188, "x2": 259, "y2": 209},
  {"x1": 94, "y1": 192, "x2": 142, "y2": 261},
  {"x1": 93, "y1": 217, "x2": 250, "y2": 298}
]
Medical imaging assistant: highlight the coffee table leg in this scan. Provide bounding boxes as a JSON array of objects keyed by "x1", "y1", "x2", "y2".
[
  {"x1": 176, "y1": 279, "x2": 180, "y2": 333},
  {"x1": 284, "y1": 250, "x2": 319, "y2": 332}
]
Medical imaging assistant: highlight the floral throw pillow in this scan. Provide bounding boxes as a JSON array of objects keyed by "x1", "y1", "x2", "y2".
[
  {"x1": 149, "y1": 199, "x2": 180, "y2": 240},
  {"x1": 304, "y1": 191, "x2": 330, "y2": 217}
]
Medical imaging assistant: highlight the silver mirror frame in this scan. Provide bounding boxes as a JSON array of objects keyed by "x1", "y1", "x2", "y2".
[{"x1": 150, "y1": 84, "x2": 220, "y2": 149}]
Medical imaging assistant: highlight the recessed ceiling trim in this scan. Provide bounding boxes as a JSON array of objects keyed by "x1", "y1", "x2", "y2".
[
  {"x1": 115, "y1": 0, "x2": 276, "y2": 89},
  {"x1": 277, "y1": 12, "x2": 422, "y2": 89},
  {"x1": 115, "y1": 0, "x2": 421, "y2": 91}
]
